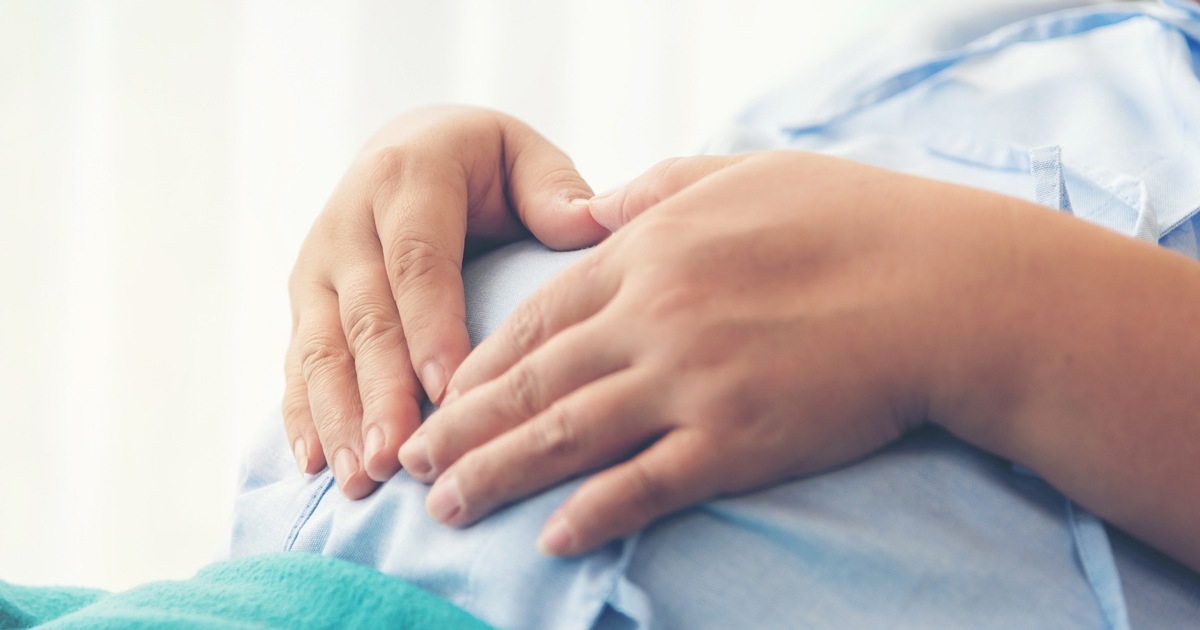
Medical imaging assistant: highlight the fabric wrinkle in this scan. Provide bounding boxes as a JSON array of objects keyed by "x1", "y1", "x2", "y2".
[{"x1": 226, "y1": 2, "x2": 1200, "y2": 627}]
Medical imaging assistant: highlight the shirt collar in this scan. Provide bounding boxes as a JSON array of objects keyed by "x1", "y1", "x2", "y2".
[{"x1": 784, "y1": 2, "x2": 1200, "y2": 134}]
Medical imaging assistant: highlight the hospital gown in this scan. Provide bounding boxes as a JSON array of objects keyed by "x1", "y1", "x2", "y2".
[{"x1": 227, "y1": 1, "x2": 1200, "y2": 628}]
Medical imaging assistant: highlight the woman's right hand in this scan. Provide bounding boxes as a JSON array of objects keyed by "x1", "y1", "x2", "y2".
[{"x1": 284, "y1": 105, "x2": 610, "y2": 498}]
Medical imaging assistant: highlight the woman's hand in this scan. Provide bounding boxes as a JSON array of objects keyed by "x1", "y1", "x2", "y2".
[
  {"x1": 285, "y1": 105, "x2": 609, "y2": 498},
  {"x1": 399, "y1": 150, "x2": 1200, "y2": 574},
  {"x1": 398, "y1": 150, "x2": 1035, "y2": 553}
]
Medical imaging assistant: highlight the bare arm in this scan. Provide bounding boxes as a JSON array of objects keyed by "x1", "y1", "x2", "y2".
[{"x1": 939, "y1": 198, "x2": 1200, "y2": 572}]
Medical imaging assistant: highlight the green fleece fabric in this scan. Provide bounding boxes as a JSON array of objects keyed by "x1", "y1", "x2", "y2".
[{"x1": 0, "y1": 552, "x2": 495, "y2": 629}]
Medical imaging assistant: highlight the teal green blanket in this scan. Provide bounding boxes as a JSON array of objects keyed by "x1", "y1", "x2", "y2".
[{"x1": 0, "y1": 553, "x2": 494, "y2": 629}]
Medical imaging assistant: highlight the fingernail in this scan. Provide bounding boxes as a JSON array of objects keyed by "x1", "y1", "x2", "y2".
[
  {"x1": 426, "y1": 475, "x2": 462, "y2": 523},
  {"x1": 293, "y1": 437, "x2": 308, "y2": 475},
  {"x1": 333, "y1": 449, "x2": 359, "y2": 488},
  {"x1": 569, "y1": 197, "x2": 590, "y2": 208},
  {"x1": 537, "y1": 514, "x2": 575, "y2": 555},
  {"x1": 590, "y1": 188, "x2": 619, "y2": 202},
  {"x1": 421, "y1": 361, "x2": 447, "y2": 404},
  {"x1": 399, "y1": 434, "x2": 432, "y2": 477},
  {"x1": 588, "y1": 191, "x2": 622, "y2": 232},
  {"x1": 364, "y1": 426, "x2": 384, "y2": 463}
]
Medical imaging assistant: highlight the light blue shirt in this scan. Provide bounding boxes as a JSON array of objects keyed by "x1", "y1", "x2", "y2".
[{"x1": 228, "y1": 2, "x2": 1200, "y2": 628}]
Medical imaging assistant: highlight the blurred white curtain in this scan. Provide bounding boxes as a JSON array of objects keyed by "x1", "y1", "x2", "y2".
[{"x1": 0, "y1": 0, "x2": 940, "y2": 590}]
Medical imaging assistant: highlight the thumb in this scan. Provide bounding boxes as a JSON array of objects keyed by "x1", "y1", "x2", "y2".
[
  {"x1": 588, "y1": 155, "x2": 752, "y2": 232},
  {"x1": 501, "y1": 118, "x2": 608, "y2": 251}
]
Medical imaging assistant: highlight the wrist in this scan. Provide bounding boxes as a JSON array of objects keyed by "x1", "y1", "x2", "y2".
[
  {"x1": 919, "y1": 191, "x2": 1062, "y2": 455},
  {"x1": 853, "y1": 168, "x2": 1200, "y2": 571}
]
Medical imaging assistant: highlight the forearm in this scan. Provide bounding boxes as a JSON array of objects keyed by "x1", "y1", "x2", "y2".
[{"x1": 934, "y1": 198, "x2": 1200, "y2": 573}]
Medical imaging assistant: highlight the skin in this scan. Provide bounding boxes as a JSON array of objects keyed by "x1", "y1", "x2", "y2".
[
  {"x1": 396, "y1": 152, "x2": 1200, "y2": 573},
  {"x1": 288, "y1": 113, "x2": 1200, "y2": 574},
  {"x1": 284, "y1": 105, "x2": 608, "y2": 498}
]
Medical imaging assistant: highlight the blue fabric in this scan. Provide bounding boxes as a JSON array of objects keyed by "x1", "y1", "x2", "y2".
[
  {"x1": 1068, "y1": 502, "x2": 1132, "y2": 630},
  {"x1": 229, "y1": 2, "x2": 1200, "y2": 628},
  {"x1": 0, "y1": 553, "x2": 493, "y2": 629},
  {"x1": 1030, "y1": 145, "x2": 1076, "y2": 214}
]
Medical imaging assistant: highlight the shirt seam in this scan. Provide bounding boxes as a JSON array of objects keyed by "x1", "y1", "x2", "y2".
[{"x1": 283, "y1": 471, "x2": 335, "y2": 552}]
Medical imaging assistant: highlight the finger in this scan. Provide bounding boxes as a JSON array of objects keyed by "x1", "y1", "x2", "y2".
[
  {"x1": 588, "y1": 154, "x2": 752, "y2": 231},
  {"x1": 371, "y1": 113, "x2": 606, "y2": 405},
  {"x1": 333, "y1": 256, "x2": 425, "y2": 482},
  {"x1": 422, "y1": 369, "x2": 665, "y2": 527},
  {"x1": 537, "y1": 429, "x2": 724, "y2": 556},
  {"x1": 371, "y1": 153, "x2": 474, "y2": 406},
  {"x1": 399, "y1": 315, "x2": 630, "y2": 482},
  {"x1": 499, "y1": 116, "x2": 610, "y2": 249},
  {"x1": 295, "y1": 282, "x2": 379, "y2": 499},
  {"x1": 282, "y1": 336, "x2": 324, "y2": 475},
  {"x1": 441, "y1": 249, "x2": 622, "y2": 403}
]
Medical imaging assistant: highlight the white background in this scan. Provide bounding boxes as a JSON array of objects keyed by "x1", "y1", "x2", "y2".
[{"x1": 0, "y1": 0, "x2": 943, "y2": 591}]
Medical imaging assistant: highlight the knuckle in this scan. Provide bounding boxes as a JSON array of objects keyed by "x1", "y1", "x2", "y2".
[
  {"x1": 626, "y1": 458, "x2": 673, "y2": 514},
  {"x1": 297, "y1": 335, "x2": 351, "y2": 384},
  {"x1": 629, "y1": 276, "x2": 704, "y2": 338},
  {"x1": 506, "y1": 299, "x2": 548, "y2": 355},
  {"x1": 357, "y1": 373, "x2": 399, "y2": 413},
  {"x1": 530, "y1": 404, "x2": 581, "y2": 459},
  {"x1": 422, "y1": 427, "x2": 454, "y2": 472},
  {"x1": 503, "y1": 361, "x2": 545, "y2": 419},
  {"x1": 342, "y1": 300, "x2": 401, "y2": 357},
  {"x1": 574, "y1": 250, "x2": 605, "y2": 283},
  {"x1": 314, "y1": 405, "x2": 356, "y2": 436},
  {"x1": 641, "y1": 279, "x2": 701, "y2": 321},
  {"x1": 388, "y1": 236, "x2": 444, "y2": 300},
  {"x1": 368, "y1": 145, "x2": 410, "y2": 188}
]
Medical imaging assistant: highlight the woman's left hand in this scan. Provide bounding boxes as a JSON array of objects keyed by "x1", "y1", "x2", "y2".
[{"x1": 397, "y1": 150, "x2": 1040, "y2": 556}]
